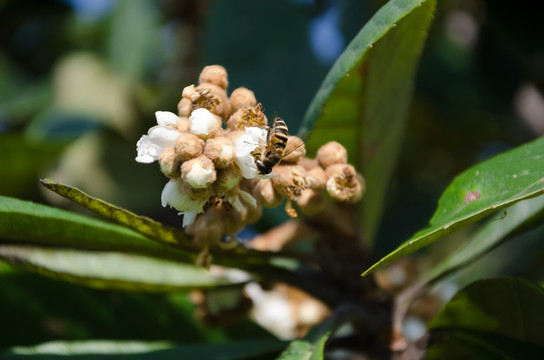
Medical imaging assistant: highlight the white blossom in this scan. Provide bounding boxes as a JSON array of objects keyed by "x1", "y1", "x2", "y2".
[
  {"x1": 160, "y1": 179, "x2": 207, "y2": 227},
  {"x1": 233, "y1": 127, "x2": 270, "y2": 179},
  {"x1": 135, "y1": 111, "x2": 181, "y2": 163},
  {"x1": 189, "y1": 108, "x2": 219, "y2": 137},
  {"x1": 184, "y1": 162, "x2": 215, "y2": 189}
]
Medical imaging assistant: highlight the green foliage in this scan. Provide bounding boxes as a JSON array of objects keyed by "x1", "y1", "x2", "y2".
[
  {"x1": 40, "y1": 179, "x2": 193, "y2": 249},
  {"x1": 301, "y1": 0, "x2": 436, "y2": 245},
  {"x1": 0, "y1": 196, "x2": 178, "y2": 260},
  {"x1": 427, "y1": 278, "x2": 544, "y2": 358},
  {"x1": 363, "y1": 136, "x2": 544, "y2": 276},
  {"x1": 424, "y1": 195, "x2": 544, "y2": 286},
  {"x1": 0, "y1": 245, "x2": 248, "y2": 292},
  {"x1": 1, "y1": 340, "x2": 285, "y2": 359}
]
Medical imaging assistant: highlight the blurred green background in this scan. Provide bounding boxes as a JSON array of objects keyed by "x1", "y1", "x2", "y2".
[{"x1": 1, "y1": 0, "x2": 544, "y2": 350}]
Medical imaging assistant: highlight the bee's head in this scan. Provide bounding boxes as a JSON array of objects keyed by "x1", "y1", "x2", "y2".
[{"x1": 256, "y1": 161, "x2": 272, "y2": 175}]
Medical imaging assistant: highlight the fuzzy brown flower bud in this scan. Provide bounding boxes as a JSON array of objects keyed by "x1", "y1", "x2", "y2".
[
  {"x1": 181, "y1": 83, "x2": 231, "y2": 120},
  {"x1": 281, "y1": 136, "x2": 306, "y2": 163},
  {"x1": 306, "y1": 166, "x2": 328, "y2": 190},
  {"x1": 186, "y1": 207, "x2": 224, "y2": 249},
  {"x1": 158, "y1": 146, "x2": 181, "y2": 178},
  {"x1": 317, "y1": 141, "x2": 348, "y2": 168},
  {"x1": 181, "y1": 181, "x2": 213, "y2": 201},
  {"x1": 227, "y1": 103, "x2": 267, "y2": 130},
  {"x1": 176, "y1": 116, "x2": 190, "y2": 133},
  {"x1": 175, "y1": 133, "x2": 205, "y2": 162},
  {"x1": 296, "y1": 189, "x2": 325, "y2": 215},
  {"x1": 271, "y1": 165, "x2": 307, "y2": 200},
  {"x1": 253, "y1": 178, "x2": 283, "y2": 207},
  {"x1": 199, "y1": 65, "x2": 229, "y2": 90},
  {"x1": 195, "y1": 83, "x2": 231, "y2": 119},
  {"x1": 204, "y1": 137, "x2": 235, "y2": 169},
  {"x1": 298, "y1": 157, "x2": 319, "y2": 171},
  {"x1": 325, "y1": 163, "x2": 365, "y2": 202},
  {"x1": 213, "y1": 166, "x2": 242, "y2": 193},
  {"x1": 177, "y1": 98, "x2": 192, "y2": 117},
  {"x1": 229, "y1": 87, "x2": 257, "y2": 113},
  {"x1": 224, "y1": 129, "x2": 246, "y2": 141},
  {"x1": 181, "y1": 155, "x2": 217, "y2": 189}
]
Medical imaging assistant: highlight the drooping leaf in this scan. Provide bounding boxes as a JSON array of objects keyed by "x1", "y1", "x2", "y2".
[
  {"x1": 0, "y1": 195, "x2": 192, "y2": 263},
  {"x1": 277, "y1": 315, "x2": 336, "y2": 360},
  {"x1": 39, "y1": 178, "x2": 194, "y2": 249},
  {"x1": 0, "y1": 245, "x2": 249, "y2": 292},
  {"x1": 39, "y1": 179, "x2": 298, "y2": 267},
  {"x1": 362, "y1": 136, "x2": 544, "y2": 276},
  {"x1": 299, "y1": 0, "x2": 436, "y2": 245},
  {"x1": 427, "y1": 278, "x2": 544, "y2": 358},
  {"x1": 424, "y1": 195, "x2": 544, "y2": 286},
  {"x1": 1, "y1": 339, "x2": 286, "y2": 359}
]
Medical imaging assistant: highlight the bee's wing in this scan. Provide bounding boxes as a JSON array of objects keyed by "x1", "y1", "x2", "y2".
[{"x1": 284, "y1": 131, "x2": 312, "y2": 157}]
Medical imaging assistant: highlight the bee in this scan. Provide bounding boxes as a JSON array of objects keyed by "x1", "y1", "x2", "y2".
[{"x1": 252, "y1": 117, "x2": 290, "y2": 175}]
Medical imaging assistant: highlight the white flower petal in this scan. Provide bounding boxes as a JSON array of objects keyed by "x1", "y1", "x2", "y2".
[
  {"x1": 136, "y1": 135, "x2": 162, "y2": 163},
  {"x1": 185, "y1": 162, "x2": 214, "y2": 188},
  {"x1": 189, "y1": 108, "x2": 219, "y2": 136},
  {"x1": 233, "y1": 127, "x2": 269, "y2": 179},
  {"x1": 148, "y1": 125, "x2": 181, "y2": 148},
  {"x1": 161, "y1": 180, "x2": 198, "y2": 212},
  {"x1": 235, "y1": 155, "x2": 258, "y2": 179},
  {"x1": 182, "y1": 210, "x2": 198, "y2": 227},
  {"x1": 155, "y1": 111, "x2": 179, "y2": 126},
  {"x1": 219, "y1": 144, "x2": 233, "y2": 160},
  {"x1": 245, "y1": 127, "x2": 268, "y2": 141}
]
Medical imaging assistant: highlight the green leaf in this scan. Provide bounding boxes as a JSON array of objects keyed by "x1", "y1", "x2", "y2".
[
  {"x1": 362, "y1": 136, "x2": 544, "y2": 276},
  {"x1": 427, "y1": 329, "x2": 544, "y2": 360},
  {"x1": 1, "y1": 340, "x2": 172, "y2": 358},
  {"x1": 1, "y1": 340, "x2": 286, "y2": 359},
  {"x1": 39, "y1": 178, "x2": 195, "y2": 250},
  {"x1": 0, "y1": 195, "x2": 192, "y2": 263},
  {"x1": 300, "y1": 0, "x2": 436, "y2": 245},
  {"x1": 0, "y1": 245, "x2": 248, "y2": 292},
  {"x1": 424, "y1": 195, "x2": 544, "y2": 286},
  {"x1": 277, "y1": 315, "x2": 336, "y2": 360},
  {"x1": 427, "y1": 278, "x2": 544, "y2": 358},
  {"x1": 39, "y1": 179, "x2": 297, "y2": 268}
]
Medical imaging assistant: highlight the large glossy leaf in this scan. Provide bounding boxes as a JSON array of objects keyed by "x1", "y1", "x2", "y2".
[
  {"x1": 362, "y1": 136, "x2": 544, "y2": 276},
  {"x1": 424, "y1": 195, "x2": 544, "y2": 286},
  {"x1": 299, "y1": 0, "x2": 436, "y2": 245},
  {"x1": 0, "y1": 245, "x2": 249, "y2": 292},
  {"x1": 1, "y1": 340, "x2": 285, "y2": 359},
  {"x1": 427, "y1": 278, "x2": 544, "y2": 358},
  {"x1": 0, "y1": 195, "x2": 192, "y2": 263}
]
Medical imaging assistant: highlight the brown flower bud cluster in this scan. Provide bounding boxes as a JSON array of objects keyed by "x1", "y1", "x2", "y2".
[
  {"x1": 136, "y1": 65, "x2": 365, "y2": 264},
  {"x1": 250, "y1": 140, "x2": 365, "y2": 218}
]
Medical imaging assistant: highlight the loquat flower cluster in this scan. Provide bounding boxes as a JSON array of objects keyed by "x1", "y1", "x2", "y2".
[{"x1": 136, "y1": 65, "x2": 366, "y2": 260}]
